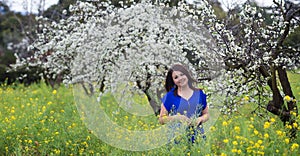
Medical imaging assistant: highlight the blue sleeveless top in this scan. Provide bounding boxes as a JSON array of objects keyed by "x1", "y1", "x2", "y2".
[{"x1": 161, "y1": 88, "x2": 207, "y2": 118}]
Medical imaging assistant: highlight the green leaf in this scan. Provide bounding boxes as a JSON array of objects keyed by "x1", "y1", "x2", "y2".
[{"x1": 283, "y1": 102, "x2": 288, "y2": 110}]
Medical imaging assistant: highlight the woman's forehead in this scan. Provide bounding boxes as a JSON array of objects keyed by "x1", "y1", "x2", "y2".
[{"x1": 172, "y1": 70, "x2": 184, "y2": 76}]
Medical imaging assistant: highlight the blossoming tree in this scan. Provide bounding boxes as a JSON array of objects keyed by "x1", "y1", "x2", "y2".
[
  {"x1": 13, "y1": 0, "x2": 299, "y2": 136},
  {"x1": 217, "y1": 0, "x2": 300, "y2": 137}
]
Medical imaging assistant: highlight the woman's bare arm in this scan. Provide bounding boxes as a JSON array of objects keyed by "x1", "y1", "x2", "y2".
[{"x1": 195, "y1": 106, "x2": 209, "y2": 126}]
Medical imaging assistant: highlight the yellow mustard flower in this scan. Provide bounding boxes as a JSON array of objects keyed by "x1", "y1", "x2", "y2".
[
  {"x1": 257, "y1": 151, "x2": 264, "y2": 155},
  {"x1": 270, "y1": 118, "x2": 276, "y2": 123},
  {"x1": 249, "y1": 124, "x2": 254, "y2": 129},
  {"x1": 264, "y1": 121, "x2": 270, "y2": 129},
  {"x1": 244, "y1": 96, "x2": 250, "y2": 101},
  {"x1": 220, "y1": 153, "x2": 227, "y2": 156},
  {"x1": 246, "y1": 147, "x2": 252, "y2": 153},
  {"x1": 291, "y1": 143, "x2": 299, "y2": 151},
  {"x1": 237, "y1": 149, "x2": 242, "y2": 154},
  {"x1": 264, "y1": 133, "x2": 269, "y2": 139},
  {"x1": 86, "y1": 136, "x2": 91, "y2": 140},
  {"x1": 232, "y1": 141, "x2": 238, "y2": 146},
  {"x1": 276, "y1": 130, "x2": 283, "y2": 136},
  {"x1": 222, "y1": 121, "x2": 228, "y2": 126},
  {"x1": 10, "y1": 116, "x2": 16, "y2": 120},
  {"x1": 231, "y1": 148, "x2": 238, "y2": 153},
  {"x1": 54, "y1": 149, "x2": 60, "y2": 154},
  {"x1": 284, "y1": 138, "x2": 289, "y2": 144},
  {"x1": 293, "y1": 122, "x2": 298, "y2": 128},
  {"x1": 234, "y1": 126, "x2": 240, "y2": 133},
  {"x1": 291, "y1": 111, "x2": 297, "y2": 117},
  {"x1": 286, "y1": 124, "x2": 292, "y2": 129},
  {"x1": 254, "y1": 129, "x2": 259, "y2": 135},
  {"x1": 284, "y1": 95, "x2": 291, "y2": 101},
  {"x1": 210, "y1": 126, "x2": 216, "y2": 131},
  {"x1": 257, "y1": 140, "x2": 263, "y2": 145}
]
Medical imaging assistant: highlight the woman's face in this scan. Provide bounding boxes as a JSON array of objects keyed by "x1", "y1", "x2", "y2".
[{"x1": 172, "y1": 70, "x2": 188, "y2": 88}]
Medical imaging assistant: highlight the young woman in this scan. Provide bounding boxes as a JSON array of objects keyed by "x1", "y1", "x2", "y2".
[{"x1": 159, "y1": 64, "x2": 209, "y2": 143}]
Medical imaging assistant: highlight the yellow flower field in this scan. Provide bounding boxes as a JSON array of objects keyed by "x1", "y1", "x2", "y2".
[{"x1": 0, "y1": 71, "x2": 299, "y2": 155}]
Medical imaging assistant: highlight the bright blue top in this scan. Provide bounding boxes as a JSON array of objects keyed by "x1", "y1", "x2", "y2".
[{"x1": 161, "y1": 88, "x2": 207, "y2": 118}]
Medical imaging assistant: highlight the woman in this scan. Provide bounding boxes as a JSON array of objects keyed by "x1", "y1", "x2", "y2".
[{"x1": 159, "y1": 63, "x2": 209, "y2": 143}]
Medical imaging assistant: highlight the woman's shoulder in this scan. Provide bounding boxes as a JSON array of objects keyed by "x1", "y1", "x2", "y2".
[
  {"x1": 194, "y1": 88, "x2": 204, "y2": 93},
  {"x1": 194, "y1": 88, "x2": 206, "y2": 97},
  {"x1": 166, "y1": 87, "x2": 176, "y2": 95},
  {"x1": 162, "y1": 88, "x2": 176, "y2": 100}
]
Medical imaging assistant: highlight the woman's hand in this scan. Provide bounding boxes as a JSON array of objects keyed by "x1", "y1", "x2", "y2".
[
  {"x1": 191, "y1": 106, "x2": 210, "y2": 127},
  {"x1": 174, "y1": 115, "x2": 191, "y2": 124},
  {"x1": 195, "y1": 117, "x2": 204, "y2": 126},
  {"x1": 171, "y1": 114, "x2": 192, "y2": 125}
]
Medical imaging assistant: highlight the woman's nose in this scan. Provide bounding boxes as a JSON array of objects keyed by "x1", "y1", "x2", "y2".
[{"x1": 178, "y1": 76, "x2": 183, "y2": 81}]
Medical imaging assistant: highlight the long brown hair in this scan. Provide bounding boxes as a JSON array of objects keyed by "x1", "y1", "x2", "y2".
[{"x1": 164, "y1": 64, "x2": 197, "y2": 93}]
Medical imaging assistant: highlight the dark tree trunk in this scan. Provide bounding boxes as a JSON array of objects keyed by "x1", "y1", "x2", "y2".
[
  {"x1": 143, "y1": 89, "x2": 163, "y2": 116},
  {"x1": 277, "y1": 67, "x2": 298, "y2": 138},
  {"x1": 266, "y1": 66, "x2": 298, "y2": 138},
  {"x1": 265, "y1": 2, "x2": 300, "y2": 138}
]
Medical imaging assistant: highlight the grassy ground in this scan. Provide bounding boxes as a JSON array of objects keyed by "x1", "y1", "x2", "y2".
[
  {"x1": 289, "y1": 71, "x2": 300, "y2": 100},
  {"x1": 0, "y1": 72, "x2": 299, "y2": 155}
]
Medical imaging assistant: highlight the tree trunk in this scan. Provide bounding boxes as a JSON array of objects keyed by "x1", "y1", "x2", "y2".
[
  {"x1": 266, "y1": 66, "x2": 298, "y2": 138},
  {"x1": 277, "y1": 67, "x2": 298, "y2": 138},
  {"x1": 143, "y1": 89, "x2": 164, "y2": 116}
]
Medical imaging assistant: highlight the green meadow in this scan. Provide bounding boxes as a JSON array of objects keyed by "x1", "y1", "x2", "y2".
[{"x1": 0, "y1": 71, "x2": 299, "y2": 155}]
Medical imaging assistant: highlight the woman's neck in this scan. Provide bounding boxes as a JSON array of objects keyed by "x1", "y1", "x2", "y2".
[{"x1": 177, "y1": 85, "x2": 193, "y2": 94}]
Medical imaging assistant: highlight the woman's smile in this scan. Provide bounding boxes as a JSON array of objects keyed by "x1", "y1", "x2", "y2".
[{"x1": 172, "y1": 71, "x2": 188, "y2": 87}]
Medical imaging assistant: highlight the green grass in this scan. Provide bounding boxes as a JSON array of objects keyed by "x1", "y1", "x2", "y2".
[
  {"x1": 0, "y1": 72, "x2": 300, "y2": 155},
  {"x1": 288, "y1": 71, "x2": 300, "y2": 100}
]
